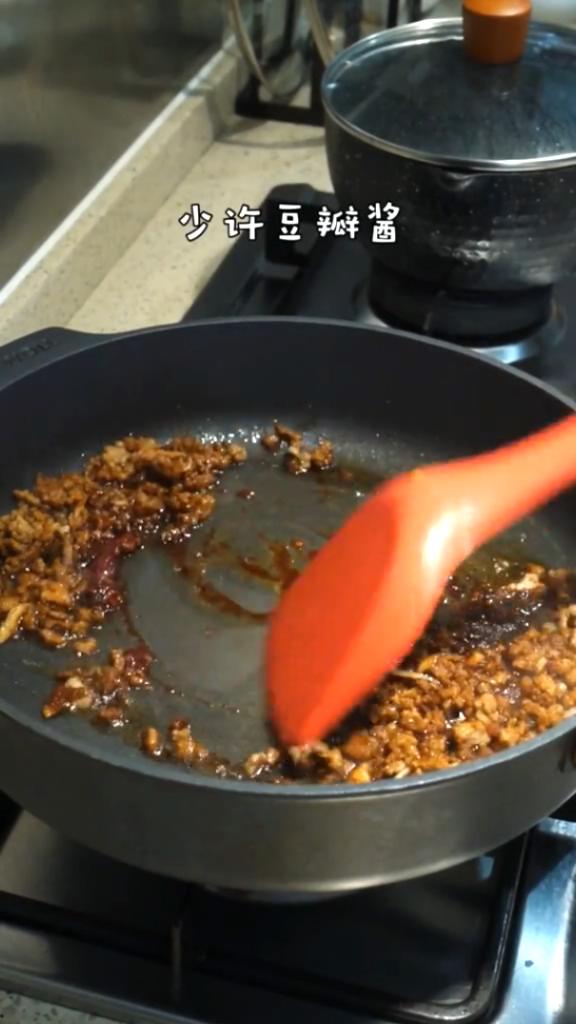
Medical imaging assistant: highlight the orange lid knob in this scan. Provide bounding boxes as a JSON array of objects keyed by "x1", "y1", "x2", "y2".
[{"x1": 463, "y1": 0, "x2": 532, "y2": 65}]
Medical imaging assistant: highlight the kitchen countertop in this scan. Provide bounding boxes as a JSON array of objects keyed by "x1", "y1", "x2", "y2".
[
  {"x1": 0, "y1": 43, "x2": 246, "y2": 348},
  {"x1": 0, "y1": 992, "x2": 115, "y2": 1024},
  {"x1": 68, "y1": 114, "x2": 330, "y2": 337}
]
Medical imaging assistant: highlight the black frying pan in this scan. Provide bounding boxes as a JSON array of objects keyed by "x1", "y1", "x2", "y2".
[{"x1": 0, "y1": 316, "x2": 575, "y2": 898}]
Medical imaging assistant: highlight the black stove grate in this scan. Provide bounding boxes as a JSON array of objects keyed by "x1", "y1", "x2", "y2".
[
  {"x1": 0, "y1": 794, "x2": 527, "y2": 1024},
  {"x1": 186, "y1": 184, "x2": 576, "y2": 396}
]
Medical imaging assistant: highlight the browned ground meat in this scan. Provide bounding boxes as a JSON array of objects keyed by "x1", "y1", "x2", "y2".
[
  {"x1": 50, "y1": 578, "x2": 576, "y2": 785},
  {"x1": 244, "y1": 579, "x2": 576, "y2": 785},
  {"x1": 0, "y1": 436, "x2": 246, "y2": 650},
  {"x1": 260, "y1": 422, "x2": 334, "y2": 475},
  {"x1": 6, "y1": 428, "x2": 576, "y2": 786},
  {"x1": 283, "y1": 597, "x2": 576, "y2": 784},
  {"x1": 43, "y1": 644, "x2": 153, "y2": 722}
]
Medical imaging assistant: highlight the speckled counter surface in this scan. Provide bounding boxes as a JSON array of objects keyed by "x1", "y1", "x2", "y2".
[
  {"x1": 0, "y1": 991, "x2": 119, "y2": 1023},
  {"x1": 69, "y1": 115, "x2": 330, "y2": 336}
]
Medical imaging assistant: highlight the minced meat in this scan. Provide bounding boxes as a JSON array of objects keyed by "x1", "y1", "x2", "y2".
[
  {"x1": 0, "y1": 435, "x2": 246, "y2": 649},
  {"x1": 5, "y1": 429, "x2": 576, "y2": 786}
]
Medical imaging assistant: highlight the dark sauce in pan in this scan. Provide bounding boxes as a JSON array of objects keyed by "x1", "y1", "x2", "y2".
[
  {"x1": 432, "y1": 547, "x2": 550, "y2": 650},
  {"x1": 118, "y1": 593, "x2": 152, "y2": 652},
  {"x1": 155, "y1": 461, "x2": 543, "y2": 640},
  {"x1": 316, "y1": 463, "x2": 382, "y2": 492},
  {"x1": 193, "y1": 577, "x2": 268, "y2": 622},
  {"x1": 163, "y1": 529, "x2": 313, "y2": 622},
  {"x1": 238, "y1": 542, "x2": 300, "y2": 592},
  {"x1": 163, "y1": 537, "x2": 267, "y2": 622},
  {"x1": 69, "y1": 454, "x2": 560, "y2": 784}
]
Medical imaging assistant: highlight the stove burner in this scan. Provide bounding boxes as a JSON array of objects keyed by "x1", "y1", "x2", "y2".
[
  {"x1": 0, "y1": 803, "x2": 531, "y2": 1024},
  {"x1": 356, "y1": 283, "x2": 567, "y2": 366},
  {"x1": 1, "y1": 803, "x2": 576, "y2": 1024},
  {"x1": 204, "y1": 887, "x2": 341, "y2": 904},
  {"x1": 187, "y1": 184, "x2": 576, "y2": 387},
  {"x1": 362, "y1": 266, "x2": 567, "y2": 365}
]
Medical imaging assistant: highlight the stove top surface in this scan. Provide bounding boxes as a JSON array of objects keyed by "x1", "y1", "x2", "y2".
[
  {"x1": 186, "y1": 184, "x2": 576, "y2": 402},
  {"x1": 1, "y1": 795, "x2": 575, "y2": 1024}
]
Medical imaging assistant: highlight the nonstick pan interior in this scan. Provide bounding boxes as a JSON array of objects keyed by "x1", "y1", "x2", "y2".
[
  {"x1": 0, "y1": 317, "x2": 576, "y2": 779},
  {"x1": 0, "y1": 415, "x2": 425, "y2": 764}
]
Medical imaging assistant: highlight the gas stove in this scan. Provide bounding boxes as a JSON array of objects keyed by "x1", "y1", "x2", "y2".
[
  {"x1": 1, "y1": 796, "x2": 576, "y2": 1024},
  {"x1": 1, "y1": 796, "x2": 576, "y2": 1023},
  {"x1": 3, "y1": 184, "x2": 576, "y2": 1024},
  {"x1": 187, "y1": 184, "x2": 576, "y2": 393}
]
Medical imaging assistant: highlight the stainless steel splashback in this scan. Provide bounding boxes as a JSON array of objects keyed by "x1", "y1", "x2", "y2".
[{"x1": 0, "y1": 0, "x2": 223, "y2": 289}]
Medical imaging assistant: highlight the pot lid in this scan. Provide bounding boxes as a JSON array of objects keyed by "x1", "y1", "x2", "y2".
[{"x1": 322, "y1": 19, "x2": 576, "y2": 171}]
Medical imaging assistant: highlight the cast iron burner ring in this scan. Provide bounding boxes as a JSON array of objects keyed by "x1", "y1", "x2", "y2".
[
  {"x1": 203, "y1": 886, "x2": 345, "y2": 904},
  {"x1": 356, "y1": 270, "x2": 567, "y2": 366}
]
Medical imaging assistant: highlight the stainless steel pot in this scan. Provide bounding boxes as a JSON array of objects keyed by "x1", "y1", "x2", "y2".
[{"x1": 322, "y1": 13, "x2": 576, "y2": 295}]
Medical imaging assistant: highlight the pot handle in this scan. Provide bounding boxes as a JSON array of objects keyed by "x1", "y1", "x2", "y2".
[
  {"x1": 0, "y1": 326, "x2": 124, "y2": 390},
  {"x1": 463, "y1": 0, "x2": 531, "y2": 64}
]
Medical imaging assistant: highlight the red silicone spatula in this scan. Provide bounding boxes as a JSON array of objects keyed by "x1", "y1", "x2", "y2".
[{"x1": 266, "y1": 415, "x2": 576, "y2": 747}]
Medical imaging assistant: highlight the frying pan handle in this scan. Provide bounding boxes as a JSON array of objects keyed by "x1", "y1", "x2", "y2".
[
  {"x1": 463, "y1": 0, "x2": 531, "y2": 64},
  {"x1": 0, "y1": 326, "x2": 122, "y2": 389}
]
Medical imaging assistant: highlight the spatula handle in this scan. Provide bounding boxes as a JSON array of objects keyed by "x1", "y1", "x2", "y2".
[{"x1": 448, "y1": 413, "x2": 576, "y2": 549}]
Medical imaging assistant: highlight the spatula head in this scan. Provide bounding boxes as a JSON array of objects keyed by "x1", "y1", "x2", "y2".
[{"x1": 266, "y1": 473, "x2": 452, "y2": 746}]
